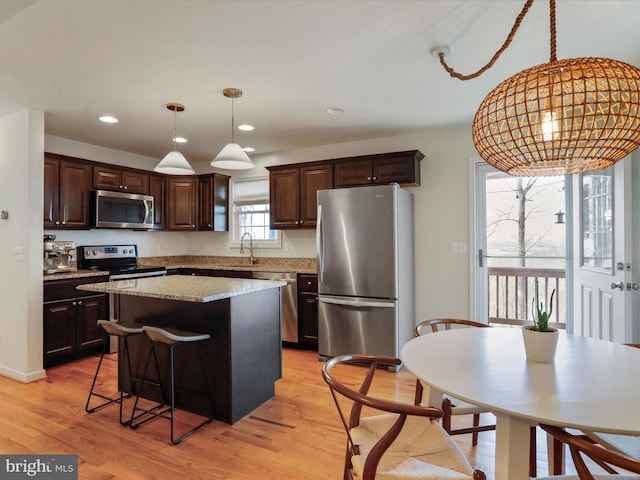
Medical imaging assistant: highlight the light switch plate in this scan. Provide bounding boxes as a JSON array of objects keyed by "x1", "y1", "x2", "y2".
[
  {"x1": 451, "y1": 242, "x2": 467, "y2": 254},
  {"x1": 13, "y1": 246, "x2": 24, "y2": 261}
]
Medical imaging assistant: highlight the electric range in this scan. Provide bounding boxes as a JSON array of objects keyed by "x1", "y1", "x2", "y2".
[
  {"x1": 76, "y1": 244, "x2": 166, "y2": 353},
  {"x1": 76, "y1": 244, "x2": 167, "y2": 279}
]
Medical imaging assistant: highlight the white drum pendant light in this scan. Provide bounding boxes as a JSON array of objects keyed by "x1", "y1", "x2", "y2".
[
  {"x1": 211, "y1": 88, "x2": 254, "y2": 170},
  {"x1": 154, "y1": 103, "x2": 195, "y2": 175}
]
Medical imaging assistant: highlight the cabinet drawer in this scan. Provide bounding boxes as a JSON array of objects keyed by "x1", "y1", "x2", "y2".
[
  {"x1": 298, "y1": 274, "x2": 318, "y2": 293},
  {"x1": 44, "y1": 276, "x2": 108, "y2": 302}
]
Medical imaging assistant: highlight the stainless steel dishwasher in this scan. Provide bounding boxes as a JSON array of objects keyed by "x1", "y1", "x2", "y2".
[{"x1": 253, "y1": 272, "x2": 298, "y2": 345}]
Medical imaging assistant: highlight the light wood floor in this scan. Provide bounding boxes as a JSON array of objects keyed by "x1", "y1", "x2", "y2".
[{"x1": 0, "y1": 348, "x2": 571, "y2": 479}]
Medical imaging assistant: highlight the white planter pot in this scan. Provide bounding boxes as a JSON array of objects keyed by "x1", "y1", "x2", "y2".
[{"x1": 522, "y1": 326, "x2": 559, "y2": 363}]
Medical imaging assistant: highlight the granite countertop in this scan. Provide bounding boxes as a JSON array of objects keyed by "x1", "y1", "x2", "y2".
[
  {"x1": 43, "y1": 269, "x2": 110, "y2": 282},
  {"x1": 139, "y1": 255, "x2": 317, "y2": 274},
  {"x1": 43, "y1": 256, "x2": 317, "y2": 282},
  {"x1": 76, "y1": 274, "x2": 287, "y2": 303}
]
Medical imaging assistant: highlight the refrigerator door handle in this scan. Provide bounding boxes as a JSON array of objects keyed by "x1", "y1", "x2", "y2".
[
  {"x1": 316, "y1": 205, "x2": 324, "y2": 283},
  {"x1": 319, "y1": 296, "x2": 395, "y2": 308}
]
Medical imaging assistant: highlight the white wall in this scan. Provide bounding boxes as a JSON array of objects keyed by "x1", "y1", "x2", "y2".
[{"x1": 0, "y1": 109, "x2": 45, "y2": 382}]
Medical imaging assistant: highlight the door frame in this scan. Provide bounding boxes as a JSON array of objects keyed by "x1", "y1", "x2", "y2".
[{"x1": 468, "y1": 156, "x2": 574, "y2": 328}]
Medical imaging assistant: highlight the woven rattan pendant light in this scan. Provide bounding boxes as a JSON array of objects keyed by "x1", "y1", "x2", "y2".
[{"x1": 437, "y1": 0, "x2": 640, "y2": 176}]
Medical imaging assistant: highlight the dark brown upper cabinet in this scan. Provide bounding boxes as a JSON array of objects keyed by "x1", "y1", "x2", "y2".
[
  {"x1": 198, "y1": 174, "x2": 230, "y2": 231},
  {"x1": 44, "y1": 154, "x2": 92, "y2": 230},
  {"x1": 149, "y1": 174, "x2": 167, "y2": 230},
  {"x1": 267, "y1": 163, "x2": 333, "y2": 229},
  {"x1": 92, "y1": 165, "x2": 149, "y2": 194},
  {"x1": 333, "y1": 150, "x2": 423, "y2": 188},
  {"x1": 168, "y1": 177, "x2": 198, "y2": 230}
]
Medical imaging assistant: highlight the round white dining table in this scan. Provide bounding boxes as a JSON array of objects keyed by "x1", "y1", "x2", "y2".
[{"x1": 400, "y1": 327, "x2": 640, "y2": 480}]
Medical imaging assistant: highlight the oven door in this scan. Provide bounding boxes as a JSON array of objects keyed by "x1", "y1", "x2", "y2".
[{"x1": 107, "y1": 268, "x2": 167, "y2": 353}]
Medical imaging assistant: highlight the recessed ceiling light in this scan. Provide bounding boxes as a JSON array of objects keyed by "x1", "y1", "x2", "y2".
[
  {"x1": 99, "y1": 115, "x2": 118, "y2": 123},
  {"x1": 242, "y1": 147, "x2": 255, "y2": 153},
  {"x1": 325, "y1": 107, "x2": 346, "y2": 115},
  {"x1": 173, "y1": 137, "x2": 187, "y2": 143},
  {"x1": 238, "y1": 124, "x2": 254, "y2": 131}
]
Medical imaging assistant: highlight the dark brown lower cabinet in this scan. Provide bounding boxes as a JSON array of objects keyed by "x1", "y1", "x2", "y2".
[
  {"x1": 43, "y1": 276, "x2": 108, "y2": 368},
  {"x1": 298, "y1": 273, "x2": 318, "y2": 350}
]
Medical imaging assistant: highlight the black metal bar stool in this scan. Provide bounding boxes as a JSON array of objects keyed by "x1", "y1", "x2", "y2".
[
  {"x1": 85, "y1": 319, "x2": 144, "y2": 425},
  {"x1": 129, "y1": 326, "x2": 214, "y2": 444}
]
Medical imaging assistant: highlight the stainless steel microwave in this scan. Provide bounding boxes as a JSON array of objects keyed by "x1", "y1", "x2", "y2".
[{"x1": 93, "y1": 190, "x2": 154, "y2": 229}]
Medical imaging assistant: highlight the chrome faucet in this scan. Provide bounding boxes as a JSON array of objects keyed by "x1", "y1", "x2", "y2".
[{"x1": 240, "y1": 232, "x2": 256, "y2": 265}]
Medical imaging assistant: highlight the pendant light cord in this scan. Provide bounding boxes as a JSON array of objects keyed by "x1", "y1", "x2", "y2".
[
  {"x1": 437, "y1": 0, "x2": 535, "y2": 81},
  {"x1": 549, "y1": 0, "x2": 557, "y2": 62},
  {"x1": 173, "y1": 108, "x2": 178, "y2": 151},
  {"x1": 230, "y1": 97, "x2": 235, "y2": 144}
]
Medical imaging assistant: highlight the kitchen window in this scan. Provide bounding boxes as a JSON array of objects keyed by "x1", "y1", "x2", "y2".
[{"x1": 230, "y1": 177, "x2": 280, "y2": 247}]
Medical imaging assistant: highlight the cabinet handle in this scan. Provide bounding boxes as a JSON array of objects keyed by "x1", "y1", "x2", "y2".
[
  {"x1": 55, "y1": 221, "x2": 60, "y2": 225},
  {"x1": 119, "y1": 185, "x2": 124, "y2": 189},
  {"x1": 123, "y1": 185, "x2": 128, "y2": 190},
  {"x1": 77, "y1": 300, "x2": 83, "y2": 305},
  {"x1": 72, "y1": 301, "x2": 77, "y2": 306},
  {"x1": 367, "y1": 176, "x2": 372, "y2": 181},
  {"x1": 307, "y1": 281, "x2": 312, "y2": 286},
  {"x1": 372, "y1": 176, "x2": 377, "y2": 181},
  {"x1": 61, "y1": 221, "x2": 66, "y2": 225},
  {"x1": 300, "y1": 220, "x2": 304, "y2": 224},
  {"x1": 305, "y1": 297, "x2": 318, "y2": 304},
  {"x1": 192, "y1": 225, "x2": 196, "y2": 228},
  {"x1": 295, "y1": 220, "x2": 299, "y2": 225},
  {"x1": 208, "y1": 223, "x2": 212, "y2": 228}
]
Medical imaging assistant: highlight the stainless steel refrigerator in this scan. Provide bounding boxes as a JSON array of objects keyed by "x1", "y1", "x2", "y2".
[{"x1": 316, "y1": 184, "x2": 415, "y2": 364}]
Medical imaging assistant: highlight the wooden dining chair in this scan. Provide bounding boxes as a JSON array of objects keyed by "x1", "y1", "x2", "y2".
[
  {"x1": 322, "y1": 354, "x2": 486, "y2": 480},
  {"x1": 539, "y1": 424, "x2": 640, "y2": 479},
  {"x1": 413, "y1": 319, "x2": 496, "y2": 446}
]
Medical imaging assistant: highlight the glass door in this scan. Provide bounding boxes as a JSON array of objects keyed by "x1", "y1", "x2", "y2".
[{"x1": 473, "y1": 161, "x2": 569, "y2": 329}]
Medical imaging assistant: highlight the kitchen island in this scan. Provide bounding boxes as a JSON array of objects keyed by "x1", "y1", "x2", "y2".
[{"x1": 77, "y1": 275, "x2": 286, "y2": 424}]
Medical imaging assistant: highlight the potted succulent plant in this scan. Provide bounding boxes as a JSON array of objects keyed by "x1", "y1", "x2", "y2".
[{"x1": 522, "y1": 289, "x2": 559, "y2": 363}]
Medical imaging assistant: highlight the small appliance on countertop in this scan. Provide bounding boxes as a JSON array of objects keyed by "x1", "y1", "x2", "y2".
[{"x1": 43, "y1": 235, "x2": 77, "y2": 274}]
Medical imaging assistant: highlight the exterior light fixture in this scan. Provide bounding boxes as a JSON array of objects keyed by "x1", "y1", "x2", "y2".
[
  {"x1": 210, "y1": 88, "x2": 254, "y2": 170},
  {"x1": 154, "y1": 103, "x2": 195, "y2": 175}
]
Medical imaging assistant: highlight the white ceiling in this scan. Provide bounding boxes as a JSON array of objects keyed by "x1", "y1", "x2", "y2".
[{"x1": 1, "y1": 0, "x2": 639, "y2": 169}]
